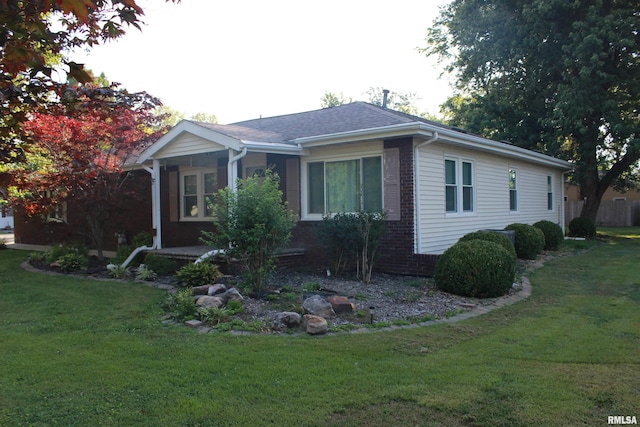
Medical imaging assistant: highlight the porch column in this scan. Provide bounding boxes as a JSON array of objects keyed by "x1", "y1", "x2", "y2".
[
  {"x1": 152, "y1": 159, "x2": 162, "y2": 249},
  {"x1": 228, "y1": 147, "x2": 247, "y2": 192}
]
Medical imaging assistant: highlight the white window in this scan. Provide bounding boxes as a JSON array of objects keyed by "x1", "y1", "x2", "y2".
[
  {"x1": 180, "y1": 169, "x2": 217, "y2": 220},
  {"x1": 306, "y1": 156, "x2": 382, "y2": 216},
  {"x1": 445, "y1": 158, "x2": 474, "y2": 214},
  {"x1": 547, "y1": 175, "x2": 553, "y2": 211},
  {"x1": 509, "y1": 168, "x2": 518, "y2": 211}
]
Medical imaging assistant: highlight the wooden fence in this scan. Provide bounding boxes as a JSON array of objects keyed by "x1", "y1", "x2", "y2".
[{"x1": 565, "y1": 200, "x2": 640, "y2": 227}]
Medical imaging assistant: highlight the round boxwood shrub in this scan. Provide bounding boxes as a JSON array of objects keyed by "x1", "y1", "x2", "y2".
[
  {"x1": 533, "y1": 220, "x2": 564, "y2": 250},
  {"x1": 568, "y1": 216, "x2": 596, "y2": 239},
  {"x1": 434, "y1": 240, "x2": 516, "y2": 298},
  {"x1": 504, "y1": 223, "x2": 545, "y2": 260},
  {"x1": 458, "y1": 230, "x2": 517, "y2": 259}
]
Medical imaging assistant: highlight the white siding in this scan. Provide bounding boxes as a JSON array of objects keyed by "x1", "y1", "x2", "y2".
[
  {"x1": 155, "y1": 133, "x2": 226, "y2": 159},
  {"x1": 416, "y1": 142, "x2": 565, "y2": 254}
]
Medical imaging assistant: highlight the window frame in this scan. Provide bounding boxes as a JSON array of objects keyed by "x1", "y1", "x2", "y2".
[
  {"x1": 179, "y1": 168, "x2": 218, "y2": 221},
  {"x1": 302, "y1": 153, "x2": 384, "y2": 220},
  {"x1": 444, "y1": 156, "x2": 475, "y2": 216},
  {"x1": 509, "y1": 168, "x2": 518, "y2": 212},
  {"x1": 547, "y1": 175, "x2": 554, "y2": 211}
]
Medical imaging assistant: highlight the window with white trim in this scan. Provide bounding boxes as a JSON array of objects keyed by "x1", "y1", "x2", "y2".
[
  {"x1": 509, "y1": 168, "x2": 518, "y2": 211},
  {"x1": 445, "y1": 158, "x2": 474, "y2": 214},
  {"x1": 180, "y1": 169, "x2": 217, "y2": 220},
  {"x1": 44, "y1": 190, "x2": 67, "y2": 223},
  {"x1": 307, "y1": 156, "x2": 382, "y2": 215},
  {"x1": 547, "y1": 175, "x2": 553, "y2": 210}
]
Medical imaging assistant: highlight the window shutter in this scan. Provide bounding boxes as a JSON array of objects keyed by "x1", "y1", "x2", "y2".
[
  {"x1": 384, "y1": 147, "x2": 401, "y2": 221},
  {"x1": 286, "y1": 157, "x2": 300, "y2": 218},
  {"x1": 168, "y1": 171, "x2": 178, "y2": 222}
]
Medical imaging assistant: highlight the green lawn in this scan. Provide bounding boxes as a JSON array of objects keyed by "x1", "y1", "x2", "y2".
[{"x1": 0, "y1": 229, "x2": 638, "y2": 426}]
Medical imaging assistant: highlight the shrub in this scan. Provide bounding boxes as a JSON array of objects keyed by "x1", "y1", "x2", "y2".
[
  {"x1": 111, "y1": 244, "x2": 133, "y2": 266},
  {"x1": 135, "y1": 264, "x2": 157, "y2": 281},
  {"x1": 45, "y1": 244, "x2": 88, "y2": 264},
  {"x1": 0, "y1": 238, "x2": 6, "y2": 250},
  {"x1": 533, "y1": 220, "x2": 564, "y2": 250},
  {"x1": 568, "y1": 217, "x2": 596, "y2": 239},
  {"x1": 163, "y1": 288, "x2": 197, "y2": 321},
  {"x1": 107, "y1": 264, "x2": 131, "y2": 279},
  {"x1": 200, "y1": 169, "x2": 297, "y2": 292},
  {"x1": 143, "y1": 253, "x2": 177, "y2": 276},
  {"x1": 57, "y1": 252, "x2": 89, "y2": 272},
  {"x1": 458, "y1": 231, "x2": 516, "y2": 259},
  {"x1": 176, "y1": 261, "x2": 223, "y2": 288},
  {"x1": 434, "y1": 240, "x2": 515, "y2": 298},
  {"x1": 316, "y1": 210, "x2": 387, "y2": 284},
  {"x1": 132, "y1": 231, "x2": 153, "y2": 248},
  {"x1": 504, "y1": 223, "x2": 545, "y2": 259}
]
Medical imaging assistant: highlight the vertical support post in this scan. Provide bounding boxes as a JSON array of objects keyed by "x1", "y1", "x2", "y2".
[{"x1": 152, "y1": 159, "x2": 162, "y2": 249}]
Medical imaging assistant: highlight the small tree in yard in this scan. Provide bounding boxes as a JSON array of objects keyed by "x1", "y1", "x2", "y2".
[
  {"x1": 201, "y1": 170, "x2": 297, "y2": 292},
  {"x1": 3, "y1": 83, "x2": 166, "y2": 259}
]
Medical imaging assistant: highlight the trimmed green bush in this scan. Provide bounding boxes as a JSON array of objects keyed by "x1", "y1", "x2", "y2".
[
  {"x1": 568, "y1": 217, "x2": 596, "y2": 239},
  {"x1": 176, "y1": 261, "x2": 223, "y2": 288},
  {"x1": 458, "y1": 230, "x2": 516, "y2": 259},
  {"x1": 504, "y1": 223, "x2": 545, "y2": 259},
  {"x1": 533, "y1": 220, "x2": 564, "y2": 250},
  {"x1": 143, "y1": 253, "x2": 177, "y2": 276},
  {"x1": 434, "y1": 240, "x2": 515, "y2": 298}
]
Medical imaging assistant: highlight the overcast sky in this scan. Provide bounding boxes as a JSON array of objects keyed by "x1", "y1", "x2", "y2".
[{"x1": 71, "y1": 0, "x2": 453, "y2": 124}]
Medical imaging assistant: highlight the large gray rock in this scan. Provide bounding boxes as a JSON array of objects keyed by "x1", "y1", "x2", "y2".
[
  {"x1": 272, "y1": 312, "x2": 302, "y2": 331},
  {"x1": 302, "y1": 295, "x2": 336, "y2": 319},
  {"x1": 192, "y1": 285, "x2": 211, "y2": 295},
  {"x1": 207, "y1": 283, "x2": 227, "y2": 296},
  {"x1": 303, "y1": 314, "x2": 328, "y2": 335},
  {"x1": 219, "y1": 287, "x2": 244, "y2": 304},
  {"x1": 195, "y1": 296, "x2": 224, "y2": 309}
]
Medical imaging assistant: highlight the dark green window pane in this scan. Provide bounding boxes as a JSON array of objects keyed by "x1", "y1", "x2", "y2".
[
  {"x1": 363, "y1": 156, "x2": 382, "y2": 212},
  {"x1": 308, "y1": 162, "x2": 325, "y2": 214},
  {"x1": 446, "y1": 186, "x2": 457, "y2": 212},
  {"x1": 462, "y1": 162, "x2": 472, "y2": 186},
  {"x1": 204, "y1": 172, "x2": 217, "y2": 194},
  {"x1": 445, "y1": 160, "x2": 456, "y2": 185},
  {"x1": 184, "y1": 174, "x2": 197, "y2": 195}
]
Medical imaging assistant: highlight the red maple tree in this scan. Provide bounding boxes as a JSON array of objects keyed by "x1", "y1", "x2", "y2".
[{"x1": 7, "y1": 83, "x2": 167, "y2": 259}]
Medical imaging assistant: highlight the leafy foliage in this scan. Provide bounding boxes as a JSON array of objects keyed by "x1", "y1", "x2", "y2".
[
  {"x1": 134, "y1": 264, "x2": 157, "y2": 281},
  {"x1": 434, "y1": 240, "x2": 515, "y2": 298},
  {"x1": 316, "y1": 211, "x2": 386, "y2": 284},
  {"x1": 533, "y1": 220, "x2": 565, "y2": 250},
  {"x1": 57, "y1": 252, "x2": 88, "y2": 273},
  {"x1": 200, "y1": 169, "x2": 297, "y2": 292},
  {"x1": 568, "y1": 217, "x2": 597, "y2": 239},
  {"x1": 424, "y1": 0, "x2": 640, "y2": 221},
  {"x1": 458, "y1": 230, "x2": 516, "y2": 259},
  {"x1": 0, "y1": 0, "x2": 178, "y2": 163},
  {"x1": 163, "y1": 288, "x2": 197, "y2": 321},
  {"x1": 505, "y1": 223, "x2": 545, "y2": 260},
  {"x1": 143, "y1": 253, "x2": 177, "y2": 276},
  {"x1": 107, "y1": 264, "x2": 131, "y2": 279},
  {"x1": 176, "y1": 261, "x2": 223, "y2": 288}
]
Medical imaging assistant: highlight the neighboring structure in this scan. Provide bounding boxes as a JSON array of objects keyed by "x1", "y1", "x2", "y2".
[
  {"x1": 564, "y1": 182, "x2": 640, "y2": 226},
  {"x1": 1, "y1": 188, "x2": 14, "y2": 230},
  {"x1": 14, "y1": 102, "x2": 573, "y2": 275}
]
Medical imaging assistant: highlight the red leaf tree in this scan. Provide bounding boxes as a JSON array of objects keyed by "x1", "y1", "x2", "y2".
[{"x1": 6, "y1": 83, "x2": 167, "y2": 259}]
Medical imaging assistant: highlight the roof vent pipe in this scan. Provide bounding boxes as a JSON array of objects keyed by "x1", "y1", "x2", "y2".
[{"x1": 382, "y1": 89, "x2": 390, "y2": 109}]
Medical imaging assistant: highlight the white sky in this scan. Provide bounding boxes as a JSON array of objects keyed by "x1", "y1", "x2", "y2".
[{"x1": 71, "y1": 0, "x2": 453, "y2": 124}]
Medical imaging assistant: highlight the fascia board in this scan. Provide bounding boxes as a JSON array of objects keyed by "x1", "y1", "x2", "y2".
[
  {"x1": 240, "y1": 140, "x2": 309, "y2": 156},
  {"x1": 138, "y1": 121, "x2": 242, "y2": 163}
]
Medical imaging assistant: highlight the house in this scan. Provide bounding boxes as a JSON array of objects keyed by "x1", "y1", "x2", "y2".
[{"x1": 14, "y1": 102, "x2": 573, "y2": 275}]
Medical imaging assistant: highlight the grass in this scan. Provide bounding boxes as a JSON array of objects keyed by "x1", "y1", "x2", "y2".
[{"x1": 0, "y1": 228, "x2": 639, "y2": 426}]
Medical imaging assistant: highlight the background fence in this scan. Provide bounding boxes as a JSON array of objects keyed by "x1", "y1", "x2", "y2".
[{"x1": 565, "y1": 200, "x2": 640, "y2": 226}]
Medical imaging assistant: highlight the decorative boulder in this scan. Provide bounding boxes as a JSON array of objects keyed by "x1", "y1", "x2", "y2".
[
  {"x1": 219, "y1": 287, "x2": 244, "y2": 304},
  {"x1": 303, "y1": 314, "x2": 328, "y2": 335},
  {"x1": 302, "y1": 295, "x2": 336, "y2": 319},
  {"x1": 272, "y1": 312, "x2": 302, "y2": 331},
  {"x1": 207, "y1": 283, "x2": 227, "y2": 296},
  {"x1": 326, "y1": 295, "x2": 355, "y2": 314},
  {"x1": 192, "y1": 285, "x2": 212, "y2": 295},
  {"x1": 195, "y1": 296, "x2": 224, "y2": 309}
]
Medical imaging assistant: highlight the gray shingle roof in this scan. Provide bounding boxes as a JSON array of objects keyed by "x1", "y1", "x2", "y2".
[{"x1": 191, "y1": 102, "x2": 442, "y2": 144}]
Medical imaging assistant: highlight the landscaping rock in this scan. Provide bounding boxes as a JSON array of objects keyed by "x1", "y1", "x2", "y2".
[
  {"x1": 207, "y1": 283, "x2": 227, "y2": 296},
  {"x1": 220, "y1": 287, "x2": 244, "y2": 304},
  {"x1": 303, "y1": 314, "x2": 328, "y2": 335},
  {"x1": 326, "y1": 295, "x2": 355, "y2": 314},
  {"x1": 195, "y1": 296, "x2": 224, "y2": 309},
  {"x1": 192, "y1": 285, "x2": 211, "y2": 295},
  {"x1": 185, "y1": 319, "x2": 204, "y2": 328},
  {"x1": 302, "y1": 294, "x2": 336, "y2": 319},
  {"x1": 272, "y1": 311, "x2": 302, "y2": 331}
]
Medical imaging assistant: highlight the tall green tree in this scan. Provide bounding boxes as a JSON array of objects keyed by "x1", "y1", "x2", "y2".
[
  {"x1": 0, "y1": 0, "x2": 178, "y2": 166},
  {"x1": 424, "y1": 0, "x2": 640, "y2": 221}
]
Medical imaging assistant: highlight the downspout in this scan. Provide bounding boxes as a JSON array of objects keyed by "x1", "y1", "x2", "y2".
[
  {"x1": 228, "y1": 147, "x2": 248, "y2": 192},
  {"x1": 115, "y1": 161, "x2": 160, "y2": 269},
  {"x1": 413, "y1": 132, "x2": 439, "y2": 254}
]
